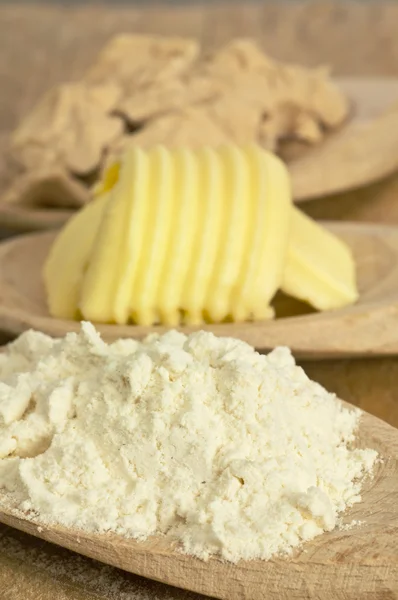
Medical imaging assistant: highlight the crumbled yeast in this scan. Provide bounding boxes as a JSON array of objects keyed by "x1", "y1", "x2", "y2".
[{"x1": 7, "y1": 35, "x2": 349, "y2": 210}]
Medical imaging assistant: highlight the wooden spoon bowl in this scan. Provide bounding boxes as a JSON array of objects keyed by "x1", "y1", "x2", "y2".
[
  {"x1": 0, "y1": 221, "x2": 398, "y2": 358},
  {"x1": 0, "y1": 406, "x2": 397, "y2": 600}
]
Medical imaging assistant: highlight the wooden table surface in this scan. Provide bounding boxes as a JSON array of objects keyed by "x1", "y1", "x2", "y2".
[{"x1": 1, "y1": 3, "x2": 398, "y2": 599}]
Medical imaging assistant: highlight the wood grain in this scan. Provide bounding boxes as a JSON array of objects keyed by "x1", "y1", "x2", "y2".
[
  {"x1": 0, "y1": 524, "x2": 207, "y2": 600},
  {"x1": 1, "y1": 405, "x2": 397, "y2": 600},
  {"x1": 0, "y1": 222, "x2": 398, "y2": 358}
]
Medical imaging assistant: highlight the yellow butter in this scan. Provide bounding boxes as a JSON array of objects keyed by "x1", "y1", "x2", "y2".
[
  {"x1": 80, "y1": 148, "x2": 150, "y2": 324},
  {"x1": 44, "y1": 144, "x2": 358, "y2": 327},
  {"x1": 282, "y1": 209, "x2": 358, "y2": 310},
  {"x1": 203, "y1": 146, "x2": 250, "y2": 323},
  {"x1": 181, "y1": 147, "x2": 225, "y2": 325},
  {"x1": 235, "y1": 147, "x2": 292, "y2": 321},
  {"x1": 43, "y1": 192, "x2": 108, "y2": 319},
  {"x1": 160, "y1": 149, "x2": 201, "y2": 326},
  {"x1": 130, "y1": 147, "x2": 175, "y2": 326}
]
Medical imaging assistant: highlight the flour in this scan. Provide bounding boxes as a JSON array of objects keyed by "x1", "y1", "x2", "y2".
[{"x1": 0, "y1": 322, "x2": 376, "y2": 562}]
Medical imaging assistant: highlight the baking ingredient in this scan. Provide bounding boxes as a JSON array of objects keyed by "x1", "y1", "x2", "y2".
[
  {"x1": 43, "y1": 193, "x2": 109, "y2": 319},
  {"x1": 6, "y1": 35, "x2": 349, "y2": 211},
  {"x1": 11, "y1": 82, "x2": 122, "y2": 175},
  {"x1": 80, "y1": 147, "x2": 154, "y2": 325},
  {"x1": 282, "y1": 209, "x2": 359, "y2": 310},
  {"x1": 49, "y1": 145, "x2": 293, "y2": 325},
  {"x1": 1, "y1": 168, "x2": 89, "y2": 208},
  {"x1": 0, "y1": 323, "x2": 377, "y2": 562},
  {"x1": 44, "y1": 144, "x2": 358, "y2": 325},
  {"x1": 85, "y1": 34, "x2": 201, "y2": 103}
]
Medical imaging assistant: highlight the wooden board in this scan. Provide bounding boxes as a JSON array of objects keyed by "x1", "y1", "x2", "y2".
[
  {"x1": 0, "y1": 404, "x2": 397, "y2": 600},
  {"x1": 0, "y1": 222, "x2": 398, "y2": 358}
]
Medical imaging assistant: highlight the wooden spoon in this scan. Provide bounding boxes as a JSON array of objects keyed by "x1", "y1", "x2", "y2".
[
  {"x1": 0, "y1": 221, "x2": 398, "y2": 359},
  {"x1": 0, "y1": 406, "x2": 397, "y2": 600},
  {"x1": 1, "y1": 77, "x2": 398, "y2": 233}
]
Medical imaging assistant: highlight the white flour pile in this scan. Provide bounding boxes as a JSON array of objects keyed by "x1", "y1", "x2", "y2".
[{"x1": 0, "y1": 322, "x2": 376, "y2": 562}]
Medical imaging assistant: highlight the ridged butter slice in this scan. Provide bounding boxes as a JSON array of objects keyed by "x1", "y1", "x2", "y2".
[
  {"x1": 233, "y1": 147, "x2": 292, "y2": 321},
  {"x1": 159, "y1": 149, "x2": 200, "y2": 326},
  {"x1": 204, "y1": 146, "x2": 250, "y2": 323},
  {"x1": 252, "y1": 149, "x2": 292, "y2": 319},
  {"x1": 181, "y1": 147, "x2": 224, "y2": 325},
  {"x1": 44, "y1": 144, "x2": 358, "y2": 327},
  {"x1": 282, "y1": 209, "x2": 359, "y2": 310},
  {"x1": 113, "y1": 148, "x2": 151, "y2": 324},
  {"x1": 43, "y1": 192, "x2": 108, "y2": 319},
  {"x1": 80, "y1": 148, "x2": 150, "y2": 324},
  {"x1": 130, "y1": 147, "x2": 175, "y2": 326}
]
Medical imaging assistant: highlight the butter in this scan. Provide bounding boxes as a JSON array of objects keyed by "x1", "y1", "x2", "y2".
[
  {"x1": 240, "y1": 146, "x2": 292, "y2": 321},
  {"x1": 179, "y1": 147, "x2": 222, "y2": 325},
  {"x1": 203, "y1": 145, "x2": 251, "y2": 323},
  {"x1": 43, "y1": 144, "x2": 358, "y2": 326},
  {"x1": 130, "y1": 147, "x2": 175, "y2": 326},
  {"x1": 43, "y1": 192, "x2": 107, "y2": 319},
  {"x1": 80, "y1": 148, "x2": 151, "y2": 324},
  {"x1": 156, "y1": 149, "x2": 200, "y2": 325},
  {"x1": 282, "y1": 209, "x2": 359, "y2": 310}
]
